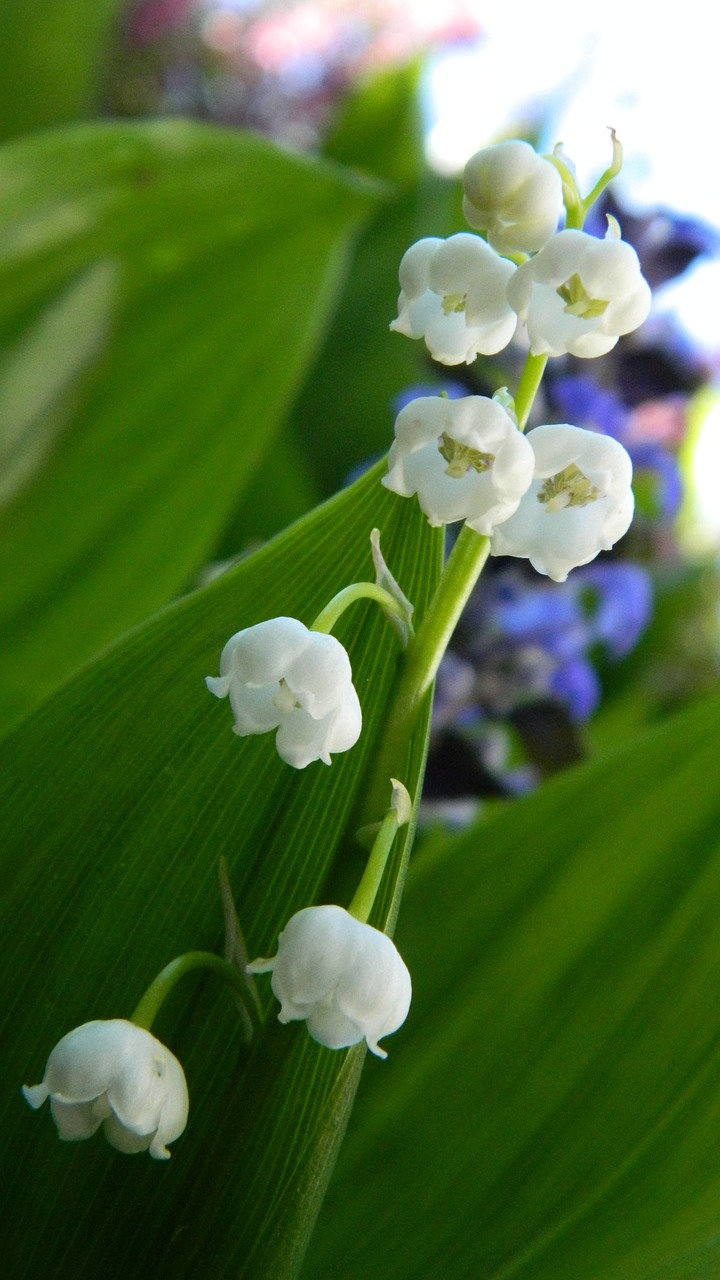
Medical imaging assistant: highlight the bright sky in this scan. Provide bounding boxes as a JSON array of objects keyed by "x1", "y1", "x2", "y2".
[{"x1": 424, "y1": 0, "x2": 719, "y2": 353}]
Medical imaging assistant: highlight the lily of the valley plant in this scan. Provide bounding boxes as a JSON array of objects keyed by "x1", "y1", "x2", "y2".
[{"x1": 24, "y1": 133, "x2": 651, "y2": 1170}]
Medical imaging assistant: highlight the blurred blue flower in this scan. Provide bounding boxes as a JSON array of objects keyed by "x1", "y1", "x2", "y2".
[
  {"x1": 585, "y1": 193, "x2": 720, "y2": 289},
  {"x1": 630, "y1": 443, "x2": 683, "y2": 519},
  {"x1": 550, "y1": 373, "x2": 627, "y2": 440},
  {"x1": 392, "y1": 380, "x2": 467, "y2": 415},
  {"x1": 548, "y1": 654, "x2": 601, "y2": 722},
  {"x1": 446, "y1": 557, "x2": 653, "y2": 729},
  {"x1": 576, "y1": 561, "x2": 654, "y2": 659}
]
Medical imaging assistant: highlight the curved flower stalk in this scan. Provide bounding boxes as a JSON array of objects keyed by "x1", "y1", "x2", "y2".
[
  {"x1": 507, "y1": 224, "x2": 651, "y2": 358},
  {"x1": 206, "y1": 617, "x2": 361, "y2": 769},
  {"x1": 490, "y1": 423, "x2": 634, "y2": 581},
  {"x1": 383, "y1": 393, "x2": 535, "y2": 534},
  {"x1": 22, "y1": 1020, "x2": 188, "y2": 1160},
  {"x1": 462, "y1": 139, "x2": 563, "y2": 254},
  {"x1": 248, "y1": 905, "x2": 412, "y2": 1059},
  {"x1": 390, "y1": 233, "x2": 517, "y2": 364}
]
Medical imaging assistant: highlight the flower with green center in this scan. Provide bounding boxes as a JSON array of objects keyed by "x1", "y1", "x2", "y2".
[
  {"x1": 462, "y1": 139, "x2": 563, "y2": 254},
  {"x1": 22, "y1": 1020, "x2": 188, "y2": 1159},
  {"x1": 390, "y1": 233, "x2": 517, "y2": 365},
  {"x1": 507, "y1": 224, "x2": 651, "y2": 358},
  {"x1": 206, "y1": 617, "x2": 361, "y2": 769},
  {"x1": 383, "y1": 393, "x2": 535, "y2": 534},
  {"x1": 247, "y1": 905, "x2": 411, "y2": 1059},
  {"x1": 490, "y1": 423, "x2": 634, "y2": 581}
]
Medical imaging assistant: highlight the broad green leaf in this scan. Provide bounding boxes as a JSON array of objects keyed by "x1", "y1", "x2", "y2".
[
  {"x1": 0, "y1": 461, "x2": 443, "y2": 1280},
  {"x1": 0, "y1": 0, "x2": 125, "y2": 139},
  {"x1": 324, "y1": 61, "x2": 425, "y2": 186},
  {"x1": 0, "y1": 120, "x2": 378, "y2": 733},
  {"x1": 305, "y1": 691, "x2": 720, "y2": 1279}
]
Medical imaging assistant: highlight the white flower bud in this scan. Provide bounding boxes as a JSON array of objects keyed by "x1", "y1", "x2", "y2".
[
  {"x1": 390, "y1": 233, "x2": 517, "y2": 365},
  {"x1": 382, "y1": 393, "x2": 535, "y2": 534},
  {"x1": 507, "y1": 226, "x2": 651, "y2": 358},
  {"x1": 490, "y1": 423, "x2": 634, "y2": 581},
  {"x1": 247, "y1": 905, "x2": 411, "y2": 1059},
  {"x1": 22, "y1": 1020, "x2": 188, "y2": 1159},
  {"x1": 206, "y1": 617, "x2": 362, "y2": 769},
  {"x1": 462, "y1": 140, "x2": 563, "y2": 253}
]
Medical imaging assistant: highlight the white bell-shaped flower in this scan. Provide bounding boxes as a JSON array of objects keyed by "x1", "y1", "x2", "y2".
[
  {"x1": 206, "y1": 617, "x2": 362, "y2": 769},
  {"x1": 507, "y1": 224, "x2": 651, "y2": 358},
  {"x1": 490, "y1": 423, "x2": 634, "y2": 582},
  {"x1": 390, "y1": 233, "x2": 517, "y2": 365},
  {"x1": 22, "y1": 1019, "x2": 188, "y2": 1159},
  {"x1": 248, "y1": 905, "x2": 412, "y2": 1059},
  {"x1": 382, "y1": 393, "x2": 535, "y2": 534},
  {"x1": 462, "y1": 139, "x2": 563, "y2": 254}
]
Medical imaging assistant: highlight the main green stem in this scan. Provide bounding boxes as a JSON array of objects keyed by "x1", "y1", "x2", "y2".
[
  {"x1": 365, "y1": 523, "x2": 490, "y2": 815},
  {"x1": 130, "y1": 952, "x2": 250, "y2": 1030},
  {"x1": 514, "y1": 352, "x2": 548, "y2": 430}
]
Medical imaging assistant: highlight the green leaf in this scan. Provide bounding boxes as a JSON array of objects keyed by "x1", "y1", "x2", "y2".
[
  {"x1": 324, "y1": 61, "x2": 425, "y2": 186},
  {"x1": 0, "y1": 461, "x2": 443, "y2": 1280},
  {"x1": 0, "y1": 120, "x2": 378, "y2": 733},
  {"x1": 0, "y1": 0, "x2": 125, "y2": 139},
  {"x1": 306, "y1": 692, "x2": 720, "y2": 1279}
]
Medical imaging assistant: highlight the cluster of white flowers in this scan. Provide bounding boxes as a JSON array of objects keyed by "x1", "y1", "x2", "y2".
[{"x1": 388, "y1": 137, "x2": 651, "y2": 581}]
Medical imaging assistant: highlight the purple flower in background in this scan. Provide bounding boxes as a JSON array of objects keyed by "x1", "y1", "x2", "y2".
[
  {"x1": 442, "y1": 557, "x2": 653, "y2": 732},
  {"x1": 483, "y1": 571, "x2": 589, "y2": 661},
  {"x1": 551, "y1": 373, "x2": 627, "y2": 440},
  {"x1": 576, "y1": 561, "x2": 653, "y2": 659},
  {"x1": 548, "y1": 654, "x2": 601, "y2": 722},
  {"x1": 586, "y1": 193, "x2": 720, "y2": 290}
]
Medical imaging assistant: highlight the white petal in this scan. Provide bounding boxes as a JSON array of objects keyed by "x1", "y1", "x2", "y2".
[
  {"x1": 283, "y1": 632, "x2": 352, "y2": 719},
  {"x1": 49, "y1": 1097, "x2": 104, "y2": 1141},
  {"x1": 228, "y1": 682, "x2": 283, "y2": 735},
  {"x1": 222, "y1": 617, "x2": 311, "y2": 686},
  {"x1": 306, "y1": 1001, "x2": 365, "y2": 1051}
]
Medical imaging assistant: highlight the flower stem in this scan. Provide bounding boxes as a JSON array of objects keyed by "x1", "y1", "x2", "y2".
[
  {"x1": 130, "y1": 952, "x2": 251, "y2": 1031},
  {"x1": 514, "y1": 352, "x2": 548, "y2": 430},
  {"x1": 582, "y1": 128, "x2": 623, "y2": 216},
  {"x1": 311, "y1": 581, "x2": 409, "y2": 636},
  {"x1": 348, "y1": 782, "x2": 410, "y2": 923}
]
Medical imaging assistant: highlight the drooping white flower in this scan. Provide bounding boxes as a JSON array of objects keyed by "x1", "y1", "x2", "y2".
[
  {"x1": 507, "y1": 224, "x2": 651, "y2": 358},
  {"x1": 382, "y1": 393, "x2": 535, "y2": 534},
  {"x1": 490, "y1": 423, "x2": 634, "y2": 582},
  {"x1": 247, "y1": 905, "x2": 411, "y2": 1059},
  {"x1": 206, "y1": 617, "x2": 361, "y2": 769},
  {"x1": 390, "y1": 233, "x2": 517, "y2": 365},
  {"x1": 462, "y1": 139, "x2": 563, "y2": 254},
  {"x1": 22, "y1": 1019, "x2": 188, "y2": 1159}
]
